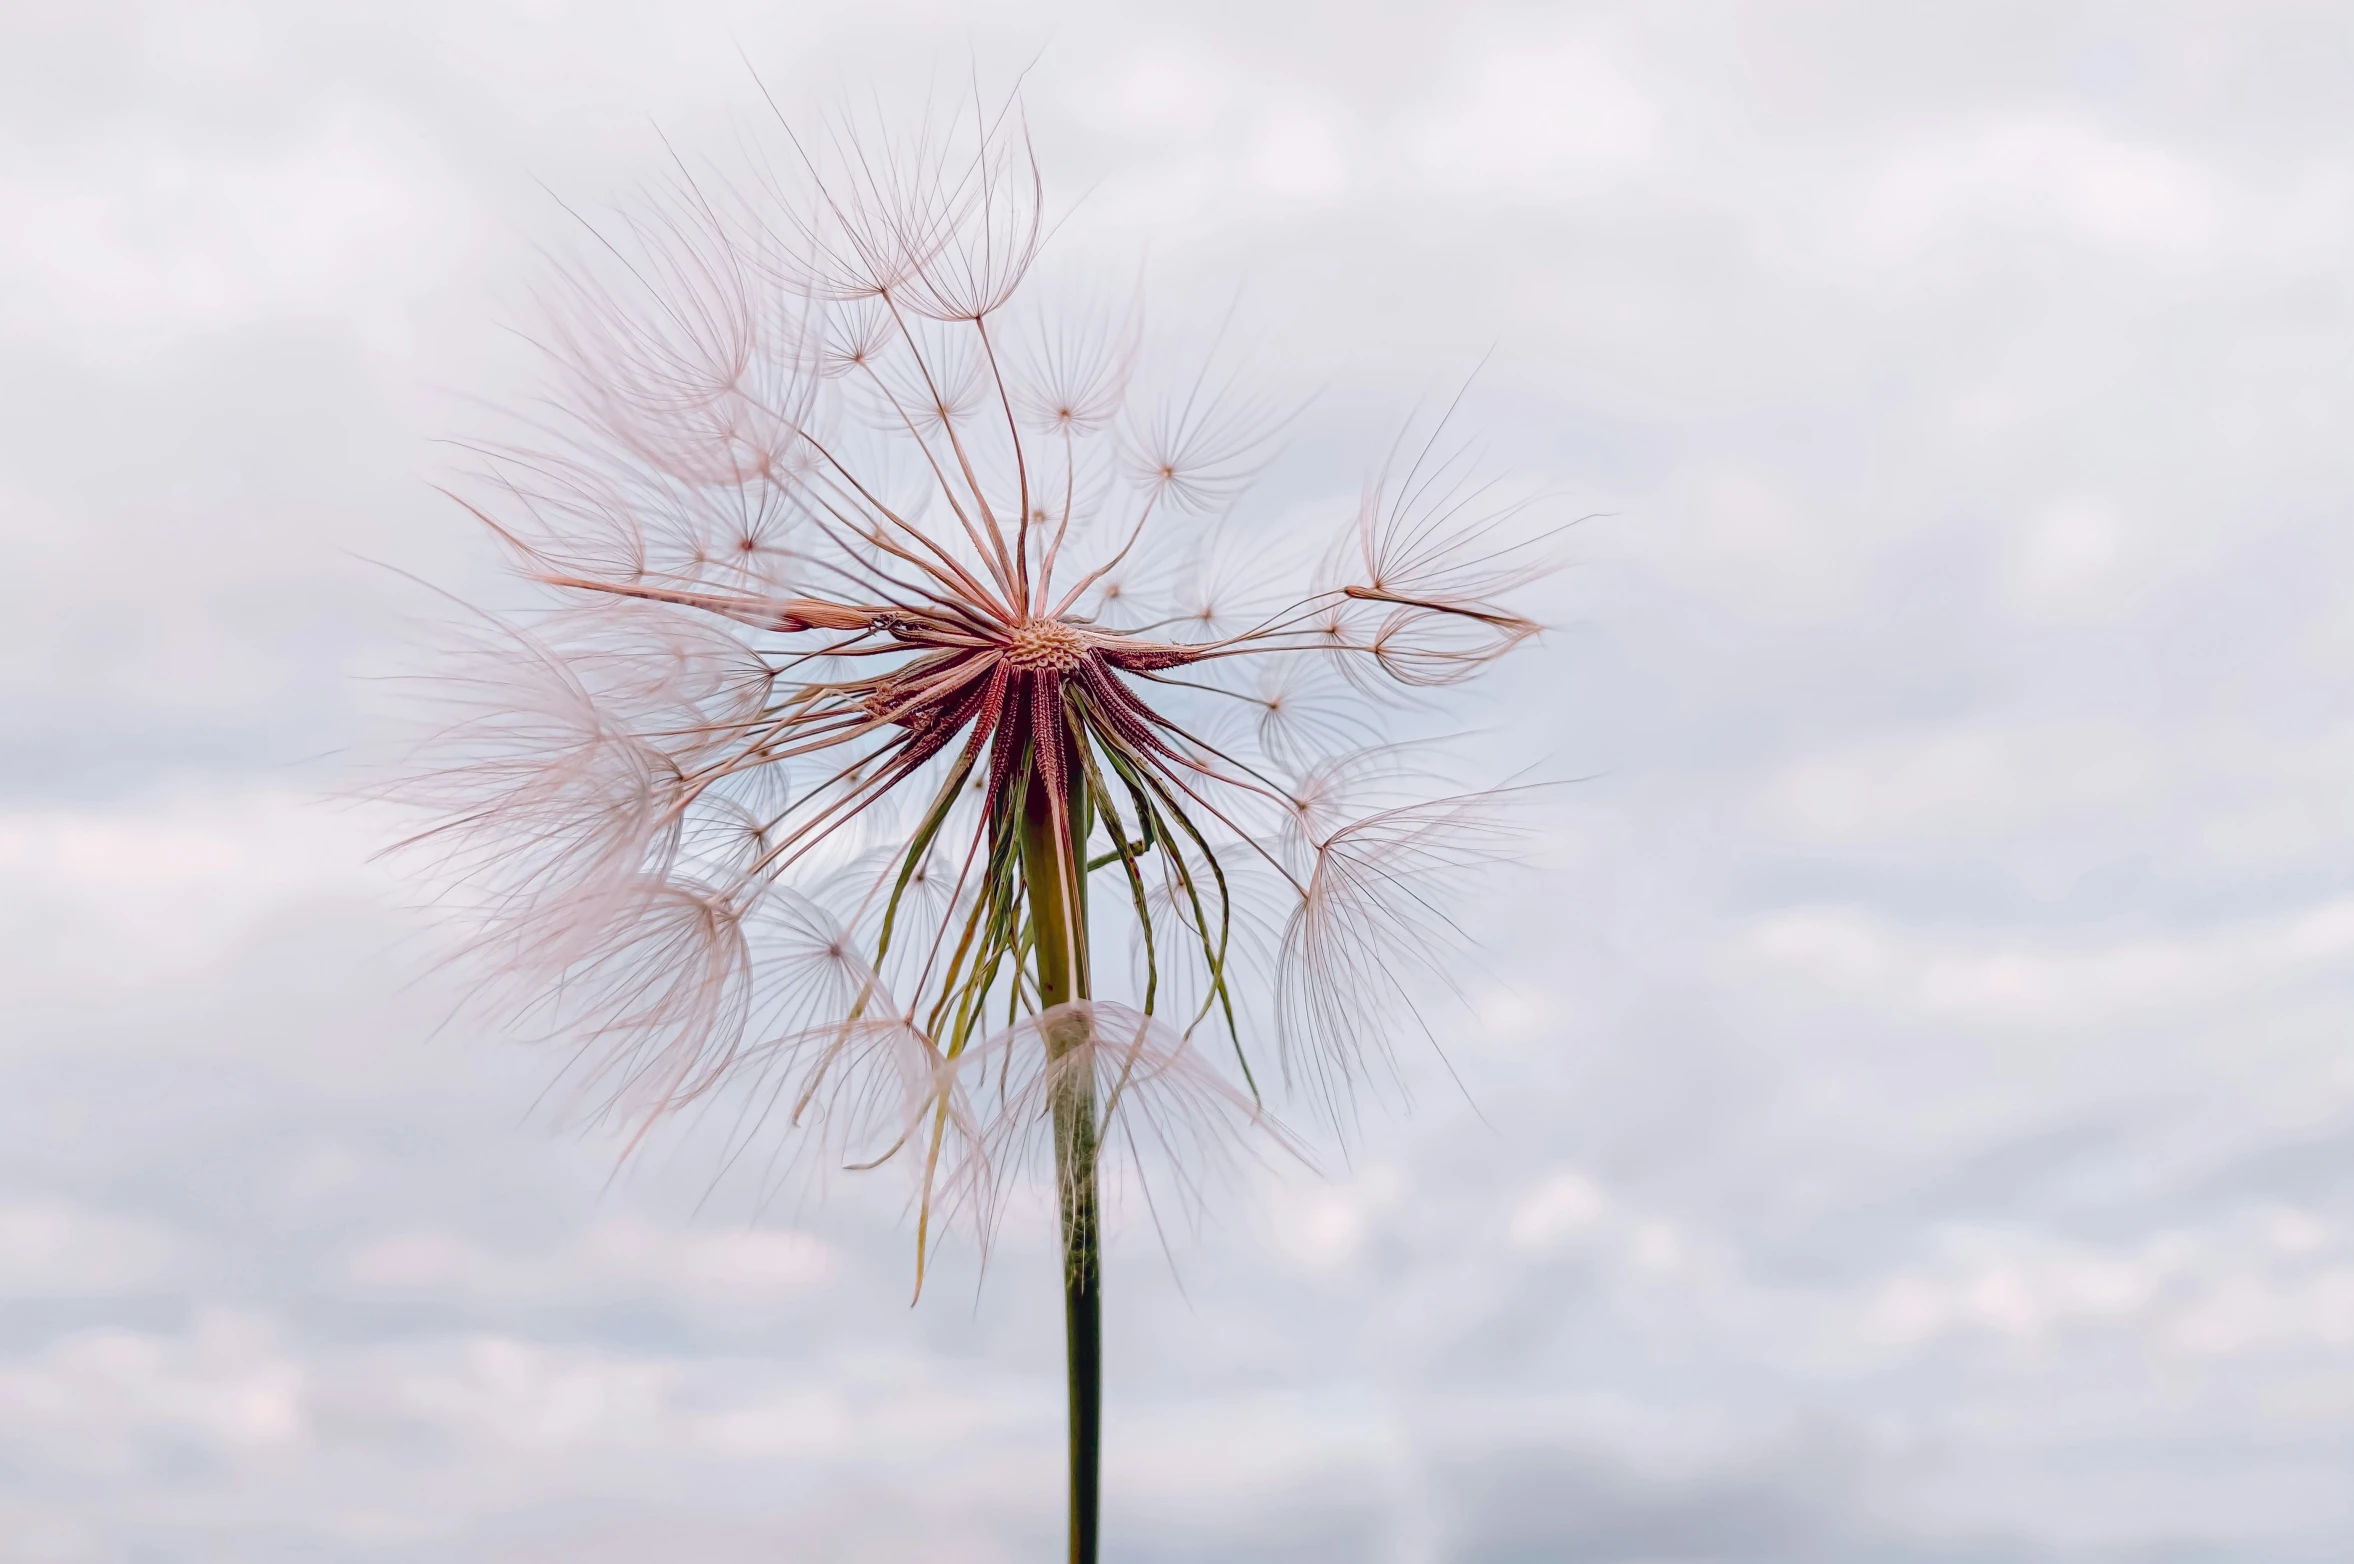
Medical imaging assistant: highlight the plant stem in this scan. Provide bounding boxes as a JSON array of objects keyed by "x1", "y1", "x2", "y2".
[{"x1": 1019, "y1": 736, "x2": 1099, "y2": 1564}]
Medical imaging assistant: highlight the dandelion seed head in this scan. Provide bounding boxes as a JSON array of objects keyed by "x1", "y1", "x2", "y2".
[{"x1": 386, "y1": 86, "x2": 1556, "y2": 1276}]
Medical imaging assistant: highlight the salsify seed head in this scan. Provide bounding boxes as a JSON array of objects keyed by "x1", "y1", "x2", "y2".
[{"x1": 391, "y1": 87, "x2": 1555, "y2": 1283}]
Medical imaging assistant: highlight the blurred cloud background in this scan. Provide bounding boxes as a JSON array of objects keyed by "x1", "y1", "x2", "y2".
[{"x1": 6, "y1": 1, "x2": 2354, "y2": 1558}]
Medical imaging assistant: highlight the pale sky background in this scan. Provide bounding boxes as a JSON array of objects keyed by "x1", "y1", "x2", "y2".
[{"x1": 5, "y1": 2, "x2": 2354, "y2": 1560}]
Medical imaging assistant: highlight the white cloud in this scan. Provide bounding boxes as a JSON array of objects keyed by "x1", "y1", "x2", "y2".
[
  {"x1": 1862, "y1": 1227, "x2": 2164, "y2": 1347},
  {"x1": 1996, "y1": 494, "x2": 2214, "y2": 623},
  {"x1": 1842, "y1": 116, "x2": 2224, "y2": 266},
  {"x1": 1080, "y1": 49, "x2": 1232, "y2": 138},
  {"x1": 1857, "y1": 1215, "x2": 2354, "y2": 1359},
  {"x1": 1735, "y1": 897, "x2": 2354, "y2": 1025},
  {"x1": 1762, "y1": 718, "x2": 2155, "y2": 849},
  {"x1": 1408, "y1": 25, "x2": 1661, "y2": 196},
  {"x1": 0, "y1": 789, "x2": 387, "y2": 990},
  {"x1": 385, "y1": 1334, "x2": 685, "y2": 1452},
  {"x1": 0, "y1": 108, "x2": 465, "y2": 358},
  {"x1": 0, "y1": 1311, "x2": 305, "y2": 1463},
  {"x1": 0, "y1": 1202, "x2": 180, "y2": 1296},
  {"x1": 1242, "y1": 106, "x2": 1350, "y2": 200},
  {"x1": 345, "y1": 1216, "x2": 839, "y2": 1308},
  {"x1": 1636, "y1": 469, "x2": 1895, "y2": 622},
  {"x1": 1261, "y1": 1165, "x2": 1405, "y2": 1274},
  {"x1": 1506, "y1": 1167, "x2": 1610, "y2": 1252},
  {"x1": 1110, "y1": 1388, "x2": 1405, "y2": 1502}
]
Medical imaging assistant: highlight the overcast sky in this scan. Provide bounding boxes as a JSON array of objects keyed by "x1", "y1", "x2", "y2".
[{"x1": 6, "y1": 2, "x2": 2354, "y2": 1560}]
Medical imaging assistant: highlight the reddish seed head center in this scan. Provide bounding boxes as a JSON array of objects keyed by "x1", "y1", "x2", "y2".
[{"x1": 1002, "y1": 617, "x2": 1088, "y2": 672}]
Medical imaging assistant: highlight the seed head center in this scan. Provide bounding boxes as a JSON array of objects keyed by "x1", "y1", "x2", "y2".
[{"x1": 1002, "y1": 617, "x2": 1088, "y2": 673}]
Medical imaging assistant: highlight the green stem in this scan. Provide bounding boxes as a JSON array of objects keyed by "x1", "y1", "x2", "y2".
[{"x1": 1019, "y1": 737, "x2": 1098, "y2": 1564}]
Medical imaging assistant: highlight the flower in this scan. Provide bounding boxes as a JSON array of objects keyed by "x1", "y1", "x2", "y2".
[{"x1": 392, "y1": 91, "x2": 1551, "y2": 1283}]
